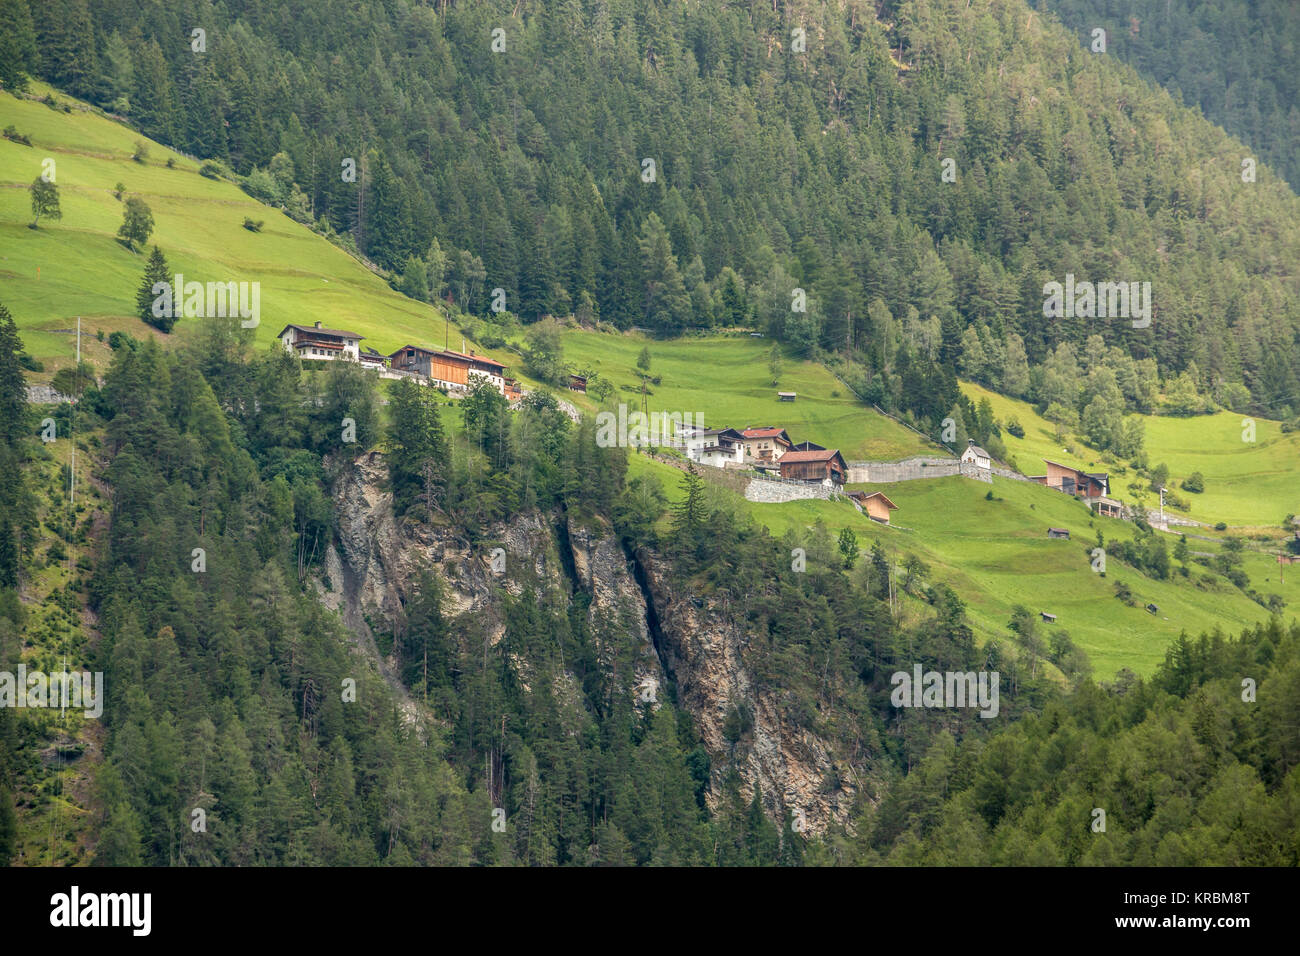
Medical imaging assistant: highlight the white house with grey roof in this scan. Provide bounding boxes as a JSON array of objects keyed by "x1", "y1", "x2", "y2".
[
  {"x1": 961, "y1": 439, "x2": 991, "y2": 471},
  {"x1": 277, "y1": 321, "x2": 363, "y2": 362}
]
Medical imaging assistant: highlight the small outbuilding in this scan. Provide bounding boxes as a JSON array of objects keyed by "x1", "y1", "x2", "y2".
[
  {"x1": 856, "y1": 491, "x2": 898, "y2": 525},
  {"x1": 1146, "y1": 603, "x2": 1159, "y2": 615},
  {"x1": 1041, "y1": 612, "x2": 1057, "y2": 623},
  {"x1": 1047, "y1": 527, "x2": 1070, "y2": 539},
  {"x1": 778, "y1": 391, "x2": 796, "y2": 402}
]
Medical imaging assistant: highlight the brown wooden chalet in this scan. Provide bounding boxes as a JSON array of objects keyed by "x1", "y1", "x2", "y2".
[
  {"x1": 779, "y1": 448, "x2": 847, "y2": 485},
  {"x1": 1029, "y1": 459, "x2": 1122, "y2": 518}
]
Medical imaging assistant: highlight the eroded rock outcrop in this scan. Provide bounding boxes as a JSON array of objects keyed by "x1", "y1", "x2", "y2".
[
  {"x1": 324, "y1": 450, "x2": 858, "y2": 835},
  {"x1": 637, "y1": 551, "x2": 858, "y2": 833}
]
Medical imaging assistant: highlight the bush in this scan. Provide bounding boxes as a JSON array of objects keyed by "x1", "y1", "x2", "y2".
[
  {"x1": 1181, "y1": 471, "x2": 1205, "y2": 493},
  {"x1": 1214, "y1": 521, "x2": 1228, "y2": 531},
  {"x1": 18, "y1": 353, "x2": 43, "y2": 372},
  {"x1": 107, "y1": 331, "x2": 140, "y2": 352},
  {"x1": 242, "y1": 218, "x2": 264, "y2": 232},
  {"x1": 1005, "y1": 416, "x2": 1025, "y2": 438},
  {"x1": 165, "y1": 157, "x2": 175, "y2": 169},
  {"x1": 199, "y1": 162, "x2": 222, "y2": 179},
  {"x1": 132, "y1": 140, "x2": 149, "y2": 163},
  {"x1": 2, "y1": 125, "x2": 32, "y2": 146}
]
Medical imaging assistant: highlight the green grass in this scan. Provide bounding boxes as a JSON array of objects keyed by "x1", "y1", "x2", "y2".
[
  {"x1": 8, "y1": 84, "x2": 1294, "y2": 683},
  {"x1": 638, "y1": 450, "x2": 1296, "y2": 678},
  {"x1": 0, "y1": 84, "x2": 513, "y2": 378},
  {"x1": 558, "y1": 330, "x2": 935, "y2": 460},
  {"x1": 962, "y1": 380, "x2": 1300, "y2": 528}
]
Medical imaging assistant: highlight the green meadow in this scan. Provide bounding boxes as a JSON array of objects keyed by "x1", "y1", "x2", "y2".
[
  {"x1": 962, "y1": 381, "x2": 1300, "y2": 528},
  {"x1": 632, "y1": 449, "x2": 1296, "y2": 678},
  {"x1": 5, "y1": 83, "x2": 1293, "y2": 683},
  {"x1": 559, "y1": 330, "x2": 934, "y2": 461},
  {"x1": 0, "y1": 85, "x2": 508, "y2": 377}
]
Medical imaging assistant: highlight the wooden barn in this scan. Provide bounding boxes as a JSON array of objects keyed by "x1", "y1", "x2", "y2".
[
  {"x1": 779, "y1": 448, "x2": 846, "y2": 485},
  {"x1": 852, "y1": 491, "x2": 898, "y2": 524},
  {"x1": 1047, "y1": 527, "x2": 1070, "y2": 539}
]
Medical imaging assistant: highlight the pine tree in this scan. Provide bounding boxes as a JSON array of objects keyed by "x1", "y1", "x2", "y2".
[
  {"x1": 0, "y1": 0, "x2": 39, "y2": 91},
  {"x1": 136, "y1": 246, "x2": 173, "y2": 330},
  {"x1": 0, "y1": 303, "x2": 26, "y2": 447},
  {"x1": 671, "y1": 463, "x2": 707, "y2": 560}
]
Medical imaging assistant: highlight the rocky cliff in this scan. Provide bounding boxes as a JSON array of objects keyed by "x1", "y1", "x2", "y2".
[{"x1": 324, "y1": 450, "x2": 861, "y2": 834}]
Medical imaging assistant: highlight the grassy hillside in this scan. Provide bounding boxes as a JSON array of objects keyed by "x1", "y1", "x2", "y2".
[
  {"x1": 558, "y1": 330, "x2": 935, "y2": 461},
  {"x1": 6, "y1": 82, "x2": 1293, "y2": 685},
  {"x1": 633, "y1": 451, "x2": 1296, "y2": 678},
  {"x1": 0, "y1": 84, "x2": 508, "y2": 376},
  {"x1": 962, "y1": 380, "x2": 1300, "y2": 528}
]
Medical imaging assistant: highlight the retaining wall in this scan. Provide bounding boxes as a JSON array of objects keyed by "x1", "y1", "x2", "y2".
[
  {"x1": 845, "y1": 457, "x2": 992, "y2": 484},
  {"x1": 744, "y1": 478, "x2": 840, "y2": 504}
]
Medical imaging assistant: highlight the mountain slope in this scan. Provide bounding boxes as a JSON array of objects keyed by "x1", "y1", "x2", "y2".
[
  {"x1": 10, "y1": 0, "x2": 1297, "y2": 417},
  {"x1": 0, "y1": 83, "x2": 484, "y2": 373}
]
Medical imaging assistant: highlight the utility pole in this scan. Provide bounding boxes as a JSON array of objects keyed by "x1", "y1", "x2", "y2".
[{"x1": 70, "y1": 318, "x2": 78, "y2": 507}]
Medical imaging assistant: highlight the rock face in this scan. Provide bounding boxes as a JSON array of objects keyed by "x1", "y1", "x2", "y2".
[
  {"x1": 326, "y1": 450, "x2": 858, "y2": 835},
  {"x1": 637, "y1": 552, "x2": 857, "y2": 833}
]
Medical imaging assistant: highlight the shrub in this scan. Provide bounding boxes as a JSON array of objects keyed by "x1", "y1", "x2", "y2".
[
  {"x1": 2, "y1": 125, "x2": 32, "y2": 146},
  {"x1": 1005, "y1": 416, "x2": 1025, "y2": 438},
  {"x1": 242, "y1": 218, "x2": 264, "y2": 232},
  {"x1": 132, "y1": 140, "x2": 149, "y2": 163},
  {"x1": 1181, "y1": 471, "x2": 1205, "y2": 493},
  {"x1": 199, "y1": 162, "x2": 222, "y2": 179}
]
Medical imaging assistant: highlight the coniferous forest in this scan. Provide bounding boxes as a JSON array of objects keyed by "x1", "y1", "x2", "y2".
[{"x1": 1, "y1": 0, "x2": 1299, "y2": 885}]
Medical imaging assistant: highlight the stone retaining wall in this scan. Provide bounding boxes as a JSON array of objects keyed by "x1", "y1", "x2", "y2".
[
  {"x1": 743, "y1": 478, "x2": 840, "y2": 504},
  {"x1": 845, "y1": 457, "x2": 992, "y2": 484}
]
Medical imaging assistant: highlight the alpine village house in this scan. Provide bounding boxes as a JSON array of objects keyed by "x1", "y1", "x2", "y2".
[{"x1": 278, "y1": 323, "x2": 516, "y2": 399}]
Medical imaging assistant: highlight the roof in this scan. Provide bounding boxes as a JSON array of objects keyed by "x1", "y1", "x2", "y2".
[
  {"x1": 791, "y1": 441, "x2": 825, "y2": 452},
  {"x1": 696, "y1": 427, "x2": 744, "y2": 439},
  {"x1": 278, "y1": 323, "x2": 363, "y2": 341},
  {"x1": 777, "y1": 391, "x2": 797, "y2": 396},
  {"x1": 1048, "y1": 527, "x2": 1070, "y2": 534},
  {"x1": 442, "y1": 349, "x2": 507, "y2": 370},
  {"x1": 964, "y1": 443, "x2": 991, "y2": 458},
  {"x1": 861, "y1": 492, "x2": 897, "y2": 509},
  {"x1": 742, "y1": 427, "x2": 790, "y2": 440},
  {"x1": 390, "y1": 344, "x2": 440, "y2": 358},
  {"x1": 1043, "y1": 459, "x2": 1102, "y2": 478},
  {"x1": 780, "y1": 448, "x2": 844, "y2": 464}
]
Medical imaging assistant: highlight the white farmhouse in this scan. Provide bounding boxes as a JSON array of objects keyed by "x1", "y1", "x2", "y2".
[
  {"x1": 278, "y1": 322, "x2": 363, "y2": 362},
  {"x1": 680, "y1": 427, "x2": 745, "y2": 468}
]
